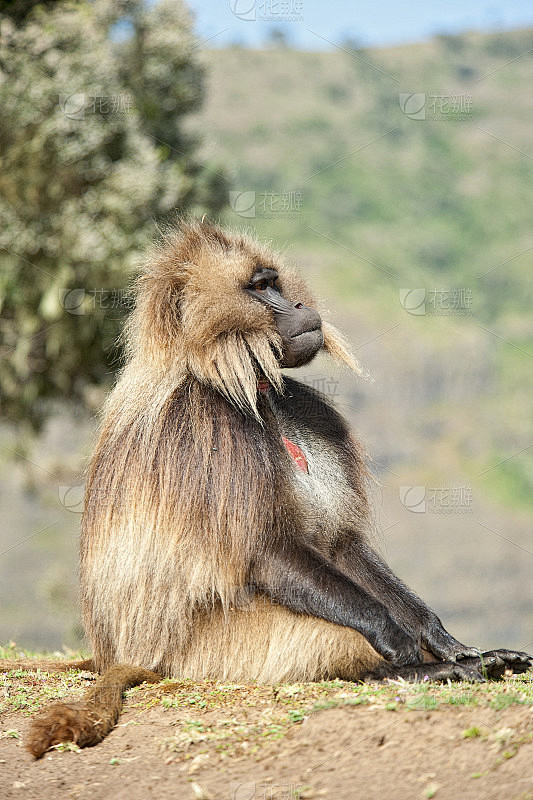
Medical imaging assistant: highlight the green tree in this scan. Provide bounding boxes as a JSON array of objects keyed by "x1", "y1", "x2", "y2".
[{"x1": 0, "y1": 0, "x2": 227, "y2": 432}]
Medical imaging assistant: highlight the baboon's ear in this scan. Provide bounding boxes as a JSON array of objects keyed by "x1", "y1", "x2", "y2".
[{"x1": 322, "y1": 321, "x2": 363, "y2": 374}]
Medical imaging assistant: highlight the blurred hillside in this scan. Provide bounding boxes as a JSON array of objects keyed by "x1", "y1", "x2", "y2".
[
  {"x1": 194, "y1": 29, "x2": 533, "y2": 510},
  {"x1": 1, "y1": 27, "x2": 532, "y2": 653}
]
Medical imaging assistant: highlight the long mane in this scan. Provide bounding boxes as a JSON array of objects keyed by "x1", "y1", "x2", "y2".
[{"x1": 80, "y1": 218, "x2": 367, "y2": 671}]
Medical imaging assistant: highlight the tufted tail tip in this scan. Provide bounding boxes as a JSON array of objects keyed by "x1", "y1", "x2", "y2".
[{"x1": 25, "y1": 666, "x2": 160, "y2": 758}]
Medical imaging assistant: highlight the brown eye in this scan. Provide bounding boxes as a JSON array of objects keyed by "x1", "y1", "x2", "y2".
[{"x1": 255, "y1": 280, "x2": 267, "y2": 291}]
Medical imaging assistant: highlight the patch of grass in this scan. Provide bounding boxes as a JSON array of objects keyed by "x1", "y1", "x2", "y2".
[
  {"x1": 406, "y1": 693, "x2": 439, "y2": 711},
  {"x1": 462, "y1": 726, "x2": 482, "y2": 739},
  {"x1": 488, "y1": 729, "x2": 533, "y2": 771},
  {"x1": 490, "y1": 693, "x2": 524, "y2": 711},
  {"x1": 0, "y1": 665, "x2": 93, "y2": 715},
  {"x1": 134, "y1": 673, "x2": 533, "y2": 763},
  {"x1": 53, "y1": 741, "x2": 81, "y2": 754},
  {"x1": 2, "y1": 657, "x2": 532, "y2": 766},
  {"x1": 287, "y1": 709, "x2": 306, "y2": 723},
  {"x1": 3, "y1": 665, "x2": 532, "y2": 721},
  {"x1": 0, "y1": 643, "x2": 89, "y2": 662},
  {"x1": 491, "y1": 727, "x2": 515, "y2": 747},
  {"x1": 0, "y1": 729, "x2": 21, "y2": 739}
]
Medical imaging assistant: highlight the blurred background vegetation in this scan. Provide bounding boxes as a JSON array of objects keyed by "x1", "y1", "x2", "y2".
[{"x1": 0, "y1": 1, "x2": 532, "y2": 654}]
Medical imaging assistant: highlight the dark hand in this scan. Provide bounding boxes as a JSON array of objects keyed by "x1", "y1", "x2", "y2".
[
  {"x1": 421, "y1": 617, "x2": 480, "y2": 661},
  {"x1": 422, "y1": 620, "x2": 533, "y2": 675},
  {"x1": 376, "y1": 622, "x2": 423, "y2": 667},
  {"x1": 370, "y1": 651, "x2": 528, "y2": 683},
  {"x1": 458, "y1": 649, "x2": 533, "y2": 676},
  {"x1": 369, "y1": 659, "x2": 486, "y2": 683}
]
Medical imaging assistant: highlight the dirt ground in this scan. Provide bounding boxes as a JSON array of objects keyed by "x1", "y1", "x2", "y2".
[{"x1": 1, "y1": 671, "x2": 533, "y2": 800}]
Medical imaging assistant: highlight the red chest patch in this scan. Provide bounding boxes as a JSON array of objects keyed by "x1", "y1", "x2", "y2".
[{"x1": 282, "y1": 436, "x2": 309, "y2": 474}]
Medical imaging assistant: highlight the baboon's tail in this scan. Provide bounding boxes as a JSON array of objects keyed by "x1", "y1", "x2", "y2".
[{"x1": 26, "y1": 665, "x2": 160, "y2": 759}]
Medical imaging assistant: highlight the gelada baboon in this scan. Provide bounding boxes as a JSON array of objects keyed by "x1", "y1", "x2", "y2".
[{"x1": 24, "y1": 219, "x2": 532, "y2": 757}]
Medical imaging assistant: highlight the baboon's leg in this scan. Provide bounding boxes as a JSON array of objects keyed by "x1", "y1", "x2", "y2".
[
  {"x1": 176, "y1": 597, "x2": 384, "y2": 683},
  {"x1": 175, "y1": 600, "x2": 492, "y2": 684}
]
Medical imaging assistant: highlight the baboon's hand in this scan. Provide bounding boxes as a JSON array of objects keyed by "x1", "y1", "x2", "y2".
[
  {"x1": 421, "y1": 621, "x2": 480, "y2": 662},
  {"x1": 462, "y1": 649, "x2": 533, "y2": 675},
  {"x1": 382, "y1": 625, "x2": 424, "y2": 668}
]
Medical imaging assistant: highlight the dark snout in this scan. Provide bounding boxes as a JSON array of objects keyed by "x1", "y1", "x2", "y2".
[
  {"x1": 246, "y1": 286, "x2": 324, "y2": 368},
  {"x1": 274, "y1": 302, "x2": 324, "y2": 369}
]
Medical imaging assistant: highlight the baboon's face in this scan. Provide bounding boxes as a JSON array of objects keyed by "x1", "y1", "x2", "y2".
[
  {"x1": 245, "y1": 266, "x2": 324, "y2": 368},
  {"x1": 130, "y1": 220, "x2": 359, "y2": 417}
]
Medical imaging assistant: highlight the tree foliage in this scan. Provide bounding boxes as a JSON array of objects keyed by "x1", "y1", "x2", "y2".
[{"x1": 0, "y1": 0, "x2": 227, "y2": 431}]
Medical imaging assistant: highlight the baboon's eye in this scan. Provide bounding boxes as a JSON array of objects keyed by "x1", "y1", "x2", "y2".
[
  {"x1": 252, "y1": 278, "x2": 279, "y2": 292},
  {"x1": 246, "y1": 270, "x2": 280, "y2": 295}
]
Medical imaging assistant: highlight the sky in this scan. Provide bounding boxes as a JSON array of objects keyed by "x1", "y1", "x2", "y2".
[{"x1": 185, "y1": 0, "x2": 533, "y2": 49}]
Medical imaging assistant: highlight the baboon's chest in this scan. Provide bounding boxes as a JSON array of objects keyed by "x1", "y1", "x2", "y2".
[{"x1": 269, "y1": 401, "x2": 358, "y2": 547}]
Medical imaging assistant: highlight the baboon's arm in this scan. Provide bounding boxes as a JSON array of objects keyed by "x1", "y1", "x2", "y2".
[
  {"x1": 251, "y1": 544, "x2": 422, "y2": 667},
  {"x1": 336, "y1": 539, "x2": 533, "y2": 672},
  {"x1": 335, "y1": 540, "x2": 476, "y2": 660}
]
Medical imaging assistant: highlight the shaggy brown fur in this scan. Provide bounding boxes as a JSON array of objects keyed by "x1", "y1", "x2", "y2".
[
  {"x1": 26, "y1": 219, "x2": 377, "y2": 757},
  {"x1": 78, "y1": 220, "x2": 372, "y2": 679},
  {"x1": 27, "y1": 219, "x2": 527, "y2": 759}
]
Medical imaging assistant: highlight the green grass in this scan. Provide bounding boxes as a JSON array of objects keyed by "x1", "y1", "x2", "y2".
[
  {"x1": 2, "y1": 661, "x2": 532, "y2": 763},
  {"x1": 2, "y1": 662, "x2": 531, "y2": 719}
]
